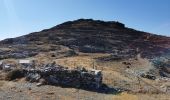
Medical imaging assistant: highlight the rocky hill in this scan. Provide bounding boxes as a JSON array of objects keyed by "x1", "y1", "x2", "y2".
[
  {"x1": 0, "y1": 19, "x2": 170, "y2": 59},
  {"x1": 1, "y1": 19, "x2": 170, "y2": 100}
]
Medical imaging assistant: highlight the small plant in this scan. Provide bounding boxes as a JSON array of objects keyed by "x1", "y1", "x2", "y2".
[
  {"x1": 5, "y1": 69, "x2": 25, "y2": 81},
  {"x1": 65, "y1": 50, "x2": 77, "y2": 57}
]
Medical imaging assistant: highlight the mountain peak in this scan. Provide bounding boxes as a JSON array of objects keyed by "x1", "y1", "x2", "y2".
[
  {"x1": 45, "y1": 19, "x2": 125, "y2": 31},
  {"x1": 0, "y1": 19, "x2": 170, "y2": 59}
]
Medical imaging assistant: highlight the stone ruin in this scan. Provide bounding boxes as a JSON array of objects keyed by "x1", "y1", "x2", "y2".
[
  {"x1": 25, "y1": 63, "x2": 103, "y2": 89},
  {"x1": 0, "y1": 60, "x2": 103, "y2": 89}
]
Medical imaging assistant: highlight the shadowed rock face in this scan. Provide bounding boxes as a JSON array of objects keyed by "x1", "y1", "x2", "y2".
[{"x1": 1, "y1": 19, "x2": 170, "y2": 58}]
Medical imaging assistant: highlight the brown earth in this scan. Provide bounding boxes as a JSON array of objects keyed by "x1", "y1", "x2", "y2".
[{"x1": 0, "y1": 19, "x2": 170, "y2": 100}]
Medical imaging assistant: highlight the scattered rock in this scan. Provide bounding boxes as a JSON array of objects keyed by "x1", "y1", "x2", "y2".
[{"x1": 140, "y1": 73, "x2": 156, "y2": 80}]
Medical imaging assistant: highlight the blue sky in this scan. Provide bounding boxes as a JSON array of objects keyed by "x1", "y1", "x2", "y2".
[{"x1": 0, "y1": 0, "x2": 170, "y2": 40}]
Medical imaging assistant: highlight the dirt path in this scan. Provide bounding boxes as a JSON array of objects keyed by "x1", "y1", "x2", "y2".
[{"x1": 0, "y1": 80, "x2": 170, "y2": 100}]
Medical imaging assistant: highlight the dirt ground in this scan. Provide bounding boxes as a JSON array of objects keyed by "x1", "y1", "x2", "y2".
[
  {"x1": 0, "y1": 53, "x2": 170, "y2": 100},
  {"x1": 0, "y1": 80, "x2": 170, "y2": 100}
]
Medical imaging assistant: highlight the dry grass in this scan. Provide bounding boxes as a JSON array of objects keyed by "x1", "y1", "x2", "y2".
[
  {"x1": 0, "y1": 80, "x2": 170, "y2": 100},
  {"x1": 0, "y1": 47, "x2": 12, "y2": 51},
  {"x1": 112, "y1": 92, "x2": 138, "y2": 100},
  {"x1": 1, "y1": 53, "x2": 170, "y2": 100},
  {"x1": 0, "y1": 81, "x2": 4, "y2": 87}
]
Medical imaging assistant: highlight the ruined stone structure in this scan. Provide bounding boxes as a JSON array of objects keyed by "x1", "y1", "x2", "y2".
[
  {"x1": 0, "y1": 59, "x2": 103, "y2": 89},
  {"x1": 25, "y1": 63, "x2": 103, "y2": 89}
]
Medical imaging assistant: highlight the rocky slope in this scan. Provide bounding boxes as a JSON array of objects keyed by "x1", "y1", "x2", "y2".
[
  {"x1": 1, "y1": 19, "x2": 170, "y2": 59},
  {"x1": 1, "y1": 19, "x2": 170, "y2": 99}
]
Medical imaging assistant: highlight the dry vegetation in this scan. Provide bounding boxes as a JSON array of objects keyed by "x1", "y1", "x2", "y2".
[
  {"x1": 1, "y1": 19, "x2": 170, "y2": 100},
  {"x1": 0, "y1": 52, "x2": 170, "y2": 100},
  {"x1": 0, "y1": 53, "x2": 170, "y2": 100}
]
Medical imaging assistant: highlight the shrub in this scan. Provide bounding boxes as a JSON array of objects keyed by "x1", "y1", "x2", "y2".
[
  {"x1": 65, "y1": 50, "x2": 77, "y2": 57},
  {"x1": 5, "y1": 69, "x2": 25, "y2": 81}
]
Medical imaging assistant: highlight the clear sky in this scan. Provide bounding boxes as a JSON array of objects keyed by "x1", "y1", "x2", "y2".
[{"x1": 0, "y1": 0, "x2": 170, "y2": 40}]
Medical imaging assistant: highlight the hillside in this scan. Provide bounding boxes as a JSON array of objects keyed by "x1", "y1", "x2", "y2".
[
  {"x1": 0, "y1": 19, "x2": 170, "y2": 100},
  {"x1": 1, "y1": 19, "x2": 170, "y2": 59}
]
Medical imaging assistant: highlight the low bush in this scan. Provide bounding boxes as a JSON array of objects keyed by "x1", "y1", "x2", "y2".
[
  {"x1": 65, "y1": 50, "x2": 77, "y2": 57},
  {"x1": 5, "y1": 69, "x2": 25, "y2": 81}
]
